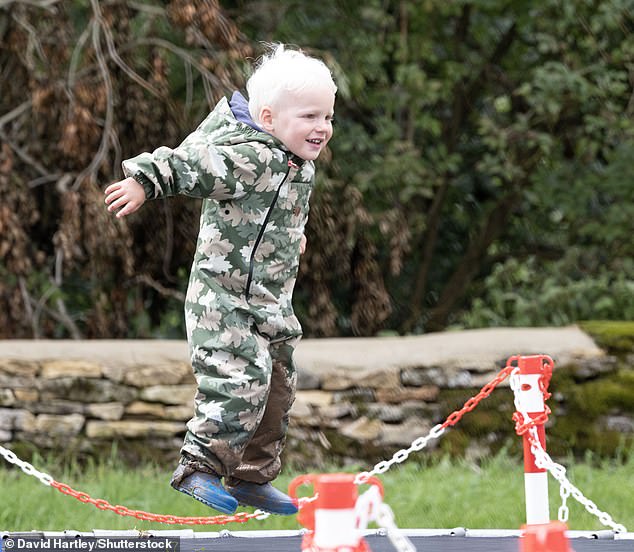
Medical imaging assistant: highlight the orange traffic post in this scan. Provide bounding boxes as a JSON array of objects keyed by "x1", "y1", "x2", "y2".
[
  {"x1": 520, "y1": 521, "x2": 573, "y2": 552},
  {"x1": 289, "y1": 472, "x2": 383, "y2": 552}
]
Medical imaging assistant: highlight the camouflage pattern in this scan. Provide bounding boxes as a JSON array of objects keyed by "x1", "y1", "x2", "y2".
[{"x1": 122, "y1": 97, "x2": 314, "y2": 481}]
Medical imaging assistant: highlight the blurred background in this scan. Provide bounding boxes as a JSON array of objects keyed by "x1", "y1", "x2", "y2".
[{"x1": 1, "y1": 0, "x2": 633, "y2": 340}]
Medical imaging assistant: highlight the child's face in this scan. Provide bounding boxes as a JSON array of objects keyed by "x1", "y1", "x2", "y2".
[{"x1": 263, "y1": 86, "x2": 335, "y2": 161}]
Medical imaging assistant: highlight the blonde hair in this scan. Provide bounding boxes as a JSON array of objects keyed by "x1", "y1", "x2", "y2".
[{"x1": 247, "y1": 44, "x2": 337, "y2": 124}]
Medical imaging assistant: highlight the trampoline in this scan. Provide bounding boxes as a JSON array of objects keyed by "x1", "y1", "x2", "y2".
[{"x1": 3, "y1": 529, "x2": 634, "y2": 552}]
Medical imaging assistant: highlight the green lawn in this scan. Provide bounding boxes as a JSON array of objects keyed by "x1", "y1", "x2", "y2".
[{"x1": 1, "y1": 449, "x2": 632, "y2": 533}]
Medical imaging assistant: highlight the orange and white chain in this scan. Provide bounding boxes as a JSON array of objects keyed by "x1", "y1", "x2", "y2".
[
  {"x1": 2, "y1": 362, "x2": 627, "y2": 533},
  {"x1": 0, "y1": 443, "x2": 270, "y2": 525},
  {"x1": 355, "y1": 364, "x2": 515, "y2": 485},
  {"x1": 509, "y1": 370, "x2": 627, "y2": 534}
]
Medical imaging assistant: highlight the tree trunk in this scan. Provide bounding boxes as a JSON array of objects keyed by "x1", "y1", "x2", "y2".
[{"x1": 424, "y1": 189, "x2": 521, "y2": 332}]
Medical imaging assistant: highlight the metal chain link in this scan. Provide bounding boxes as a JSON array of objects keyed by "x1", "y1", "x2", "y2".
[
  {"x1": 354, "y1": 484, "x2": 415, "y2": 552},
  {"x1": 509, "y1": 373, "x2": 628, "y2": 534},
  {"x1": 0, "y1": 444, "x2": 54, "y2": 486},
  {"x1": 355, "y1": 424, "x2": 446, "y2": 484},
  {"x1": 51, "y1": 480, "x2": 269, "y2": 525},
  {"x1": 527, "y1": 428, "x2": 627, "y2": 534},
  {"x1": 356, "y1": 364, "x2": 516, "y2": 484},
  {"x1": 2, "y1": 358, "x2": 628, "y2": 533},
  {"x1": 0, "y1": 444, "x2": 268, "y2": 525},
  {"x1": 558, "y1": 487, "x2": 570, "y2": 523},
  {"x1": 376, "y1": 502, "x2": 416, "y2": 552}
]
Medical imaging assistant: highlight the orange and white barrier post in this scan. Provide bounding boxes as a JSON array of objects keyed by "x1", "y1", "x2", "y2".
[
  {"x1": 289, "y1": 473, "x2": 383, "y2": 552},
  {"x1": 515, "y1": 354, "x2": 554, "y2": 526}
]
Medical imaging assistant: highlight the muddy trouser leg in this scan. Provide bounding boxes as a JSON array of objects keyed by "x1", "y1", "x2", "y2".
[
  {"x1": 177, "y1": 329, "x2": 274, "y2": 482},
  {"x1": 229, "y1": 337, "x2": 299, "y2": 484}
]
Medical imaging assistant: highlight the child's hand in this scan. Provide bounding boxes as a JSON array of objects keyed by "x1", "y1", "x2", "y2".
[
  {"x1": 300, "y1": 234, "x2": 307, "y2": 255},
  {"x1": 104, "y1": 177, "x2": 146, "y2": 218}
]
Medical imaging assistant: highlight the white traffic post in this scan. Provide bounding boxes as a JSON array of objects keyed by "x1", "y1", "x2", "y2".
[{"x1": 517, "y1": 355, "x2": 552, "y2": 525}]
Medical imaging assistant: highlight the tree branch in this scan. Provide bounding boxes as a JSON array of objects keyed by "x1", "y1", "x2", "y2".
[
  {"x1": 18, "y1": 276, "x2": 39, "y2": 338},
  {"x1": 72, "y1": 0, "x2": 115, "y2": 189},
  {"x1": 134, "y1": 274, "x2": 185, "y2": 302},
  {"x1": 0, "y1": 99, "x2": 31, "y2": 129},
  {"x1": 424, "y1": 189, "x2": 521, "y2": 332},
  {"x1": 0, "y1": 128, "x2": 51, "y2": 176},
  {"x1": 403, "y1": 178, "x2": 450, "y2": 332},
  {"x1": 404, "y1": 15, "x2": 519, "y2": 332},
  {"x1": 0, "y1": 0, "x2": 59, "y2": 8}
]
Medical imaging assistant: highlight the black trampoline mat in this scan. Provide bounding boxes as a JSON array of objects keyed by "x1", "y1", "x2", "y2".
[
  {"x1": 4, "y1": 530, "x2": 633, "y2": 552},
  {"x1": 178, "y1": 534, "x2": 634, "y2": 552}
]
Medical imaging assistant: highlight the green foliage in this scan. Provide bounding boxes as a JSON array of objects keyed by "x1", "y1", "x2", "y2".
[
  {"x1": 458, "y1": 138, "x2": 634, "y2": 329},
  {"x1": 459, "y1": 257, "x2": 634, "y2": 327},
  {"x1": 251, "y1": 0, "x2": 634, "y2": 334},
  {"x1": 2, "y1": 0, "x2": 633, "y2": 337}
]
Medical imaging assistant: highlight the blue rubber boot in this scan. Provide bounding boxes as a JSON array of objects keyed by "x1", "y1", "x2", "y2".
[
  {"x1": 172, "y1": 470, "x2": 238, "y2": 515},
  {"x1": 225, "y1": 479, "x2": 298, "y2": 515}
]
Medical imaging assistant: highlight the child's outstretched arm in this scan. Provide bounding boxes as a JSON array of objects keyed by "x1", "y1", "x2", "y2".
[{"x1": 104, "y1": 177, "x2": 146, "y2": 218}]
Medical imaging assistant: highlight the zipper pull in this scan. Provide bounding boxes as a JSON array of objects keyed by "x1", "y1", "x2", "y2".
[{"x1": 288, "y1": 159, "x2": 299, "y2": 169}]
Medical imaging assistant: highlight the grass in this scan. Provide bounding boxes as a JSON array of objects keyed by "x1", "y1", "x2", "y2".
[{"x1": 1, "y1": 449, "x2": 633, "y2": 533}]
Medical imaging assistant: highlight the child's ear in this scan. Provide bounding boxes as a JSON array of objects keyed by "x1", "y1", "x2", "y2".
[{"x1": 259, "y1": 106, "x2": 275, "y2": 132}]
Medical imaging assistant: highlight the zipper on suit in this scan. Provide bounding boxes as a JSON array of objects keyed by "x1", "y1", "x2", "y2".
[{"x1": 245, "y1": 158, "x2": 298, "y2": 301}]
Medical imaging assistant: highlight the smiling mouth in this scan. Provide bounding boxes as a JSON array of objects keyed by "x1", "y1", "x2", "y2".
[{"x1": 306, "y1": 138, "x2": 323, "y2": 145}]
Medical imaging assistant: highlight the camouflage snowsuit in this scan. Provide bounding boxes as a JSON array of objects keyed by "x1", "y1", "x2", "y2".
[{"x1": 122, "y1": 94, "x2": 314, "y2": 483}]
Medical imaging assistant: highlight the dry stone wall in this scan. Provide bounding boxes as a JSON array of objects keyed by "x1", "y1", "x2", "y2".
[
  {"x1": 0, "y1": 353, "x2": 195, "y2": 464},
  {"x1": 0, "y1": 328, "x2": 630, "y2": 468}
]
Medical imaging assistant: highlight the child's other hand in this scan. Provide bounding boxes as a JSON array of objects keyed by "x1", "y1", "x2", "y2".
[
  {"x1": 104, "y1": 177, "x2": 146, "y2": 218},
  {"x1": 300, "y1": 234, "x2": 307, "y2": 255}
]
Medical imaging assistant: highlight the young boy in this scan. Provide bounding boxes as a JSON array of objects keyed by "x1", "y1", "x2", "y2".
[{"x1": 104, "y1": 45, "x2": 336, "y2": 515}]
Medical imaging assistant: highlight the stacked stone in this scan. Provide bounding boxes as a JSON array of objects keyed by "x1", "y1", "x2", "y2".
[
  {"x1": 0, "y1": 345, "x2": 506, "y2": 466},
  {"x1": 287, "y1": 353, "x2": 507, "y2": 468},
  {"x1": 0, "y1": 328, "x2": 623, "y2": 468},
  {"x1": 0, "y1": 357, "x2": 195, "y2": 463}
]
